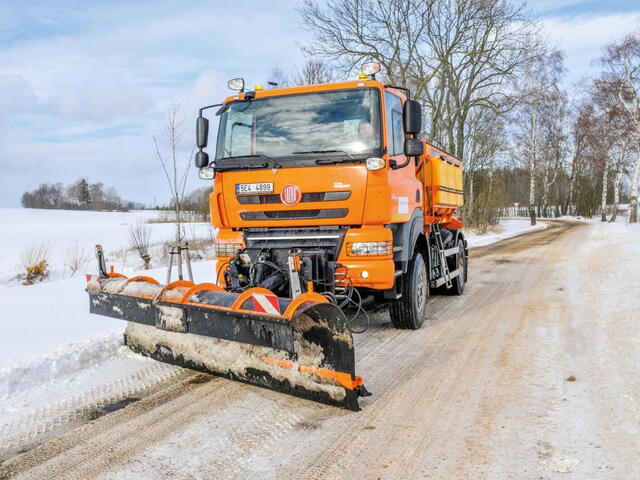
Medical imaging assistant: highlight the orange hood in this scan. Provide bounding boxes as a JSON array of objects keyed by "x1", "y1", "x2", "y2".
[{"x1": 215, "y1": 164, "x2": 368, "y2": 228}]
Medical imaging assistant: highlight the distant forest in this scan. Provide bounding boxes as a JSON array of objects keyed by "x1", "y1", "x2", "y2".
[{"x1": 21, "y1": 178, "x2": 144, "y2": 211}]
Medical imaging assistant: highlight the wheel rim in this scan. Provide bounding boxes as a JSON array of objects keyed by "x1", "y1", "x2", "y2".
[{"x1": 415, "y1": 261, "x2": 427, "y2": 312}]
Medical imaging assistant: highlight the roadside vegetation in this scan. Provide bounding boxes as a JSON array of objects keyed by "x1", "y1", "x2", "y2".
[{"x1": 21, "y1": 178, "x2": 142, "y2": 211}]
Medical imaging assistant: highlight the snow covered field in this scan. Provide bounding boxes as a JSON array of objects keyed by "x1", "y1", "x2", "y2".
[
  {"x1": 0, "y1": 208, "x2": 571, "y2": 445},
  {"x1": 0, "y1": 208, "x2": 213, "y2": 283}
]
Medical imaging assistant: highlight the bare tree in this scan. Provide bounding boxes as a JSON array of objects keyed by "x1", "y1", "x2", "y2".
[
  {"x1": 293, "y1": 59, "x2": 338, "y2": 85},
  {"x1": 590, "y1": 81, "x2": 633, "y2": 222},
  {"x1": 65, "y1": 240, "x2": 90, "y2": 277},
  {"x1": 540, "y1": 89, "x2": 570, "y2": 218},
  {"x1": 423, "y1": 0, "x2": 542, "y2": 159},
  {"x1": 299, "y1": 0, "x2": 542, "y2": 160},
  {"x1": 298, "y1": 0, "x2": 434, "y2": 92},
  {"x1": 463, "y1": 108, "x2": 505, "y2": 221},
  {"x1": 564, "y1": 102, "x2": 591, "y2": 215},
  {"x1": 267, "y1": 66, "x2": 291, "y2": 88},
  {"x1": 268, "y1": 59, "x2": 338, "y2": 88},
  {"x1": 153, "y1": 105, "x2": 194, "y2": 243},
  {"x1": 609, "y1": 144, "x2": 632, "y2": 222},
  {"x1": 599, "y1": 34, "x2": 640, "y2": 223}
]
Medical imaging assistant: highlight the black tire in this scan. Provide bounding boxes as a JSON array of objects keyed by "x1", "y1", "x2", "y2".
[
  {"x1": 389, "y1": 253, "x2": 428, "y2": 329},
  {"x1": 449, "y1": 238, "x2": 467, "y2": 295}
]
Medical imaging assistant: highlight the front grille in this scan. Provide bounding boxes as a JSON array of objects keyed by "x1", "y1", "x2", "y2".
[
  {"x1": 240, "y1": 209, "x2": 348, "y2": 221},
  {"x1": 244, "y1": 226, "x2": 346, "y2": 259},
  {"x1": 237, "y1": 191, "x2": 350, "y2": 205}
]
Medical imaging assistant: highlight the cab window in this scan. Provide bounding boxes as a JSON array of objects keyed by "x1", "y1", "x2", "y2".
[{"x1": 385, "y1": 92, "x2": 404, "y2": 156}]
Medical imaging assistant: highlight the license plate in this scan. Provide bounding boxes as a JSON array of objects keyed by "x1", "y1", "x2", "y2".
[{"x1": 235, "y1": 182, "x2": 274, "y2": 195}]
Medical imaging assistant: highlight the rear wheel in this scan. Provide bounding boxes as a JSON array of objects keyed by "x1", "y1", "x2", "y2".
[
  {"x1": 390, "y1": 253, "x2": 428, "y2": 329},
  {"x1": 449, "y1": 238, "x2": 467, "y2": 295}
]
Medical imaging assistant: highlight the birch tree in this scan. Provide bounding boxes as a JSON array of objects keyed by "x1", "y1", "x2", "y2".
[
  {"x1": 510, "y1": 52, "x2": 565, "y2": 225},
  {"x1": 599, "y1": 34, "x2": 640, "y2": 223},
  {"x1": 564, "y1": 103, "x2": 592, "y2": 215},
  {"x1": 540, "y1": 88, "x2": 569, "y2": 217}
]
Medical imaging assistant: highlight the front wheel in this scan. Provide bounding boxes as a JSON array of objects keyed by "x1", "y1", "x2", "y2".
[{"x1": 390, "y1": 253, "x2": 428, "y2": 329}]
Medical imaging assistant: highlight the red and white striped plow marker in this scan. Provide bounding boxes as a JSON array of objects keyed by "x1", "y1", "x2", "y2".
[{"x1": 251, "y1": 293, "x2": 281, "y2": 315}]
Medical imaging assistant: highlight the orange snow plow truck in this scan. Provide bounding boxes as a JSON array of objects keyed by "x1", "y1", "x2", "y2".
[{"x1": 87, "y1": 64, "x2": 467, "y2": 411}]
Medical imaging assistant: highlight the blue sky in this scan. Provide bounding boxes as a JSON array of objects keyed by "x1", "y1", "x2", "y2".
[{"x1": 0, "y1": 0, "x2": 639, "y2": 207}]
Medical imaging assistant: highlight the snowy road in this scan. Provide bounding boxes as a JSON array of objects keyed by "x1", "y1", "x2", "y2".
[{"x1": 2, "y1": 219, "x2": 639, "y2": 479}]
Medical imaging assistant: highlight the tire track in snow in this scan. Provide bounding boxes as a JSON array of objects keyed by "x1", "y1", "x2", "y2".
[{"x1": 0, "y1": 373, "x2": 217, "y2": 479}]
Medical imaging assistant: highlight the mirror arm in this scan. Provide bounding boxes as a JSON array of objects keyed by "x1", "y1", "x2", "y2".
[
  {"x1": 390, "y1": 158, "x2": 411, "y2": 170},
  {"x1": 199, "y1": 103, "x2": 223, "y2": 116}
]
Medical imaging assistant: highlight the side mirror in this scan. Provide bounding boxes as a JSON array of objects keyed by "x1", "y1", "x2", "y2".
[
  {"x1": 196, "y1": 116, "x2": 209, "y2": 149},
  {"x1": 403, "y1": 100, "x2": 422, "y2": 134},
  {"x1": 404, "y1": 138, "x2": 424, "y2": 157},
  {"x1": 195, "y1": 150, "x2": 209, "y2": 168}
]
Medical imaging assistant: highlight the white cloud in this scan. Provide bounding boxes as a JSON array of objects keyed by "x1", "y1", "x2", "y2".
[
  {"x1": 541, "y1": 11, "x2": 640, "y2": 81},
  {"x1": 0, "y1": 74, "x2": 36, "y2": 111}
]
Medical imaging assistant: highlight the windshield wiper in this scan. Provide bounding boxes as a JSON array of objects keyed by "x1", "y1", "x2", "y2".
[
  {"x1": 218, "y1": 153, "x2": 281, "y2": 169},
  {"x1": 292, "y1": 149, "x2": 354, "y2": 159}
]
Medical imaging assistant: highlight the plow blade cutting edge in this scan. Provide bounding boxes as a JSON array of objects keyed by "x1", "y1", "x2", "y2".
[{"x1": 86, "y1": 275, "x2": 369, "y2": 410}]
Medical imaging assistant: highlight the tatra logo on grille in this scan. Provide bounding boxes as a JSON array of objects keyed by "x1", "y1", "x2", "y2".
[{"x1": 280, "y1": 184, "x2": 302, "y2": 206}]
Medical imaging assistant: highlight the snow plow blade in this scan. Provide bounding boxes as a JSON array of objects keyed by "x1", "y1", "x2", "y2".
[{"x1": 86, "y1": 275, "x2": 369, "y2": 410}]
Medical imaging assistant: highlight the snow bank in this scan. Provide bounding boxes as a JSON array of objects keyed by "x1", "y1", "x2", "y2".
[
  {"x1": 465, "y1": 219, "x2": 547, "y2": 248},
  {"x1": 0, "y1": 331, "x2": 178, "y2": 427},
  {"x1": 0, "y1": 334, "x2": 122, "y2": 400},
  {"x1": 0, "y1": 275, "x2": 125, "y2": 364}
]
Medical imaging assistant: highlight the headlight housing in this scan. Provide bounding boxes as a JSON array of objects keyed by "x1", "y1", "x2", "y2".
[
  {"x1": 215, "y1": 243, "x2": 242, "y2": 257},
  {"x1": 198, "y1": 167, "x2": 215, "y2": 180},
  {"x1": 366, "y1": 157, "x2": 385, "y2": 171},
  {"x1": 348, "y1": 241, "x2": 391, "y2": 256}
]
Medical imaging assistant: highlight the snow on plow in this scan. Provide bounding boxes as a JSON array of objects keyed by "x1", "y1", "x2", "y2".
[{"x1": 86, "y1": 271, "x2": 369, "y2": 411}]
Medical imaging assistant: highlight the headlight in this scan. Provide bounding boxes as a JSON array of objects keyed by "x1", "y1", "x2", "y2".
[
  {"x1": 227, "y1": 77, "x2": 245, "y2": 91},
  {"x1": 366, "y1": 157, "x2": 385, "y2": 171},
  {"x1": 348, "y1": 241, "x2": 391, "y2": 256},
  {"x1": 361, "y1": 62, "x2": 381, "y2": 76},
  {"x1": 198, "y1": 167, "x2": 215, "y2": 180},
  {"x1": 215, "y1": 243, "x2": 242, "y2": 257}
]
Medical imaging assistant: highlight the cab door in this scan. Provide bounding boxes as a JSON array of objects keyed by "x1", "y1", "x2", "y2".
[{"x1": 385, "y1": 91, "x2": 421, "y2": 223}]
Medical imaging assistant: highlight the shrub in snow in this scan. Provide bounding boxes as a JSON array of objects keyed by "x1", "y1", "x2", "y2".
[
  {"x1": 129, "y1": 221, "x2": 152, "y2": 269},
  {"x1": 19, "y1": 243, "x2": 51, "y2": 285},
  {"x1": 64, "y1": 240, "x2": 90, "y2": 277}
]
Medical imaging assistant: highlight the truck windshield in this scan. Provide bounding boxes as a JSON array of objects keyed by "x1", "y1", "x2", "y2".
[{"x1": 215, "y1": 88, "x2": 381, "y2": 160}]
